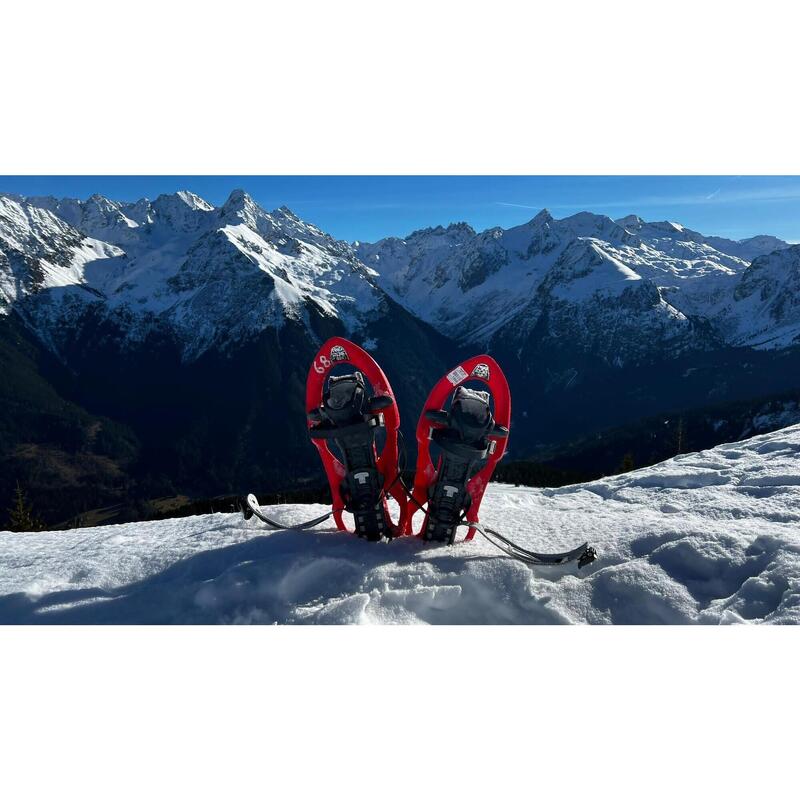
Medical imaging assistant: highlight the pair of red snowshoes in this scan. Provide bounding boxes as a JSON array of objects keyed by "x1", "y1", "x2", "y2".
[
  {"x1": 243, "y1": 337, "x2": 596, "y2": 568},
  {"x1": 305, "y1": 336, "x2": 511, "y2": 543}
]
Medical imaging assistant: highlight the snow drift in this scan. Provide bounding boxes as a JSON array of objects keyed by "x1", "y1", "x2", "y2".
[{"x1": 2, "y1": 424, "x2": 799, "y2": 624}]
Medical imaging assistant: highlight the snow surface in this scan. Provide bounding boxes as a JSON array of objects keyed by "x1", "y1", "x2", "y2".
[{"x1": 2, "y1": 424, "x2": 799, "y2": 624}]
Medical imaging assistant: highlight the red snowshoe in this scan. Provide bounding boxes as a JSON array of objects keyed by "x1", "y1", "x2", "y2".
[
  {"x1": 405, "y1": 355, "x2": 511, "y2": 542},
  {"x1": 305, "y1": 336, "x2": 409, "y2": 539}
]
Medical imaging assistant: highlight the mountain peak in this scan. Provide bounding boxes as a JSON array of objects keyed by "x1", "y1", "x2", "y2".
[
  {"x1": 273, "y1": 205, "x2": 299, "y2": 220},
  {"x1": 86, "y1": 193, "x2": 118, "y2": 209},
  {"x1": 406, "y1": 221, "x2": 476, "y2": 243},
  {"x1": 648, "y1": 219, "x2": 685, "y2": 234},
  {"x1": 222, "y1": 189, "x2": 256, "y2": 212},
  {"x1": 616, "y1": 214, "x2": 644, "y2": 229},
  {"x1": 558, "y1": 210, "x2": 623, "y2": 240},
  {"x1": 219, "y1": 190, "x2": 264, "y2": 230},
  {"x1": 528, "y1": 208, "x2": 553, "y2": 226},
  {"x1": 446, "y1": 221, "x2": 476, "y2": 236},
  {"x1": 150, "y1": 191, "x2": 214, "y2": 232},
  {"x1": 562, "y1": 210, "x2": 615, "y2": 225},
  {"x1": 152, "y1": 191, "x2": 213, "y2": 212},
  {"x1": 174, "y1": 190, "x2": 214, "y2": 211}
]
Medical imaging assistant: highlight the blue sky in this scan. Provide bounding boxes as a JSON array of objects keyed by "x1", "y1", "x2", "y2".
[{"x1": 1, "y1": 176, "x2": 799, "y2": 243}]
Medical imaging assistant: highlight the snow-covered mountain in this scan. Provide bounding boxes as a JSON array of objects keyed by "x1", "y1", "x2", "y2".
[
  {"x1": 1, "y1": 190, "x2": 388, "y2": 361},
  {"x1": 3, "y1": 190, "x2": 796, "y2": 366},
  {"x1": 357, "y1": 209, "x2": 794, "y2": 362},
  {"x1": 2, "y1": 423, "x2": 798, "y2": 624}
]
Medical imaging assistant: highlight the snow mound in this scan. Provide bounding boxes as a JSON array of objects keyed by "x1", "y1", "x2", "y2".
[{"x1": 2, "y1": 425, "x2": 800, "y2": 624}]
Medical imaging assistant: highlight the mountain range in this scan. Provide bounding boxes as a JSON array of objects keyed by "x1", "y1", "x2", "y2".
[{"x1": 2, "y1": 188, "x2": 799, "y2": 526}]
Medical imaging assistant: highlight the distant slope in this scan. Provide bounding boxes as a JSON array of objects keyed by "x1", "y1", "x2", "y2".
[
  {"x1": 0, "y1": 313, "x2": 140, "y2": 525},
  {"x1": 497, "y1": 389, "x2": 800, "y2": 485}
]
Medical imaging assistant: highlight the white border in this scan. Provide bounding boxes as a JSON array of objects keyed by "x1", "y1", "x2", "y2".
[
  {"x1": 1, "y1": 1, "x2": 799, "y2": 174},
  {"x1": 2, "y1": 627, "x2": 798, "y2": 799}
]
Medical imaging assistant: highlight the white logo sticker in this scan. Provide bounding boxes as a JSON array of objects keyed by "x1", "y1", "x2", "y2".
[
  {"x1": 472, "y1": 363, "x2": 490, "y2": 380},
  {"x1": 330, "y1": 345, "x2": 348, "y2": 362},
  {"x1": 446, "y1": 365, "x2": 469, "y2": 385}
]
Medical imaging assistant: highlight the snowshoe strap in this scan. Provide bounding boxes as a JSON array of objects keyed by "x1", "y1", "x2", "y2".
[{"x1": 308, "y1": 416, "x2": 382, "y2": 442}]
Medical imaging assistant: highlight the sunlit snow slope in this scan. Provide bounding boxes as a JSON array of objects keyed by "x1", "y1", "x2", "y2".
[{"x1": 2, "y1": 425, "x2": 799, "y2": 624}]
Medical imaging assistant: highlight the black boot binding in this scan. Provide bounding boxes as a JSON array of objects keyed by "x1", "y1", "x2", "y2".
[
  {"x1": 307, "y1": 371, "x2": 394, "y2": 541},
  {"x1": 422, "y1": 386, "x2": 509, "y2": 544}
]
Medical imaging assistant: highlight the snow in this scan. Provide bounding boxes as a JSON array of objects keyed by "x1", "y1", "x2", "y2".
[
  {"x1": 2, "y1": 424, "x2": 799, "y2": 624},
  {"x1": 549, "y1": 240, "x2": 642, "y2": 301}
]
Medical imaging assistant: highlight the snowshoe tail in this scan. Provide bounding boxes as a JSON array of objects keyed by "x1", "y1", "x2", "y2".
[
  {"x1": 241, "y1": 493, "x2": 332, "y2": 530},
  {"x1": 470, "y1": 522, "x2": 598, "y2": 568},
  {"x1": 306, "y1": 337, "x2": 408, "y2": 540},
  {"x1": 407, "y1": 356, "x2": 511, "y2": 541}
]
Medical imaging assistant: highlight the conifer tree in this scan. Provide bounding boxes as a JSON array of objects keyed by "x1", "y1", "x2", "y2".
[{"x1": 7, "y1": 482, "x2": 43, "y2": 532}]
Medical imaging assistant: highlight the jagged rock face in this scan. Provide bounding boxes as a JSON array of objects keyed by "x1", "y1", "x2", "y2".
[
  {"x1": 490, "y1": 238, "x2": 703, "y2": 368},
  {"x1": 150, "y1": 191, "x2": 215, "y2": 233}
]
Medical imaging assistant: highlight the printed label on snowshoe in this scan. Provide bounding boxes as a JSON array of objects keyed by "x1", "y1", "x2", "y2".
[
  {"x1": 330, "y1": 345, "x2": 348, "y2": 362},
  {"x1": 313, "y1": 355, "x2": 330, "y2": 374},
  {"x1": 472, "y1": 363, "x2": 490, "y2": 380},
  {"x1": 446, "y1": 366, "x2": 469, "y2": 385}
]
